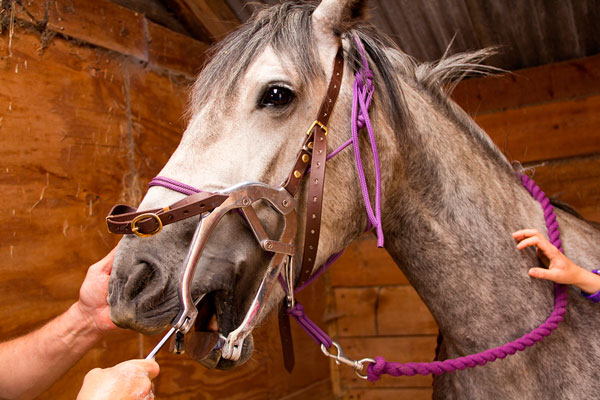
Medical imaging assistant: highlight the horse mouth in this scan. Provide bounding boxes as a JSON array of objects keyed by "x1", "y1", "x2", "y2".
[{"x1": 184, "y1": 290, "x2": 254, "y2": 369}]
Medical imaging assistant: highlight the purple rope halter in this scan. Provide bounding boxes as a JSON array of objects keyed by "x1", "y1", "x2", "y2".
[{"x1": 366, "y1": 173, "x2": 568, "y2": 381}]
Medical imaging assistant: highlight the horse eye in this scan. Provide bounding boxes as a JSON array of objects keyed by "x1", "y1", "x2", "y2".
[{"x1": 260, "y1": 86, "x2": 294, "y2": 107}]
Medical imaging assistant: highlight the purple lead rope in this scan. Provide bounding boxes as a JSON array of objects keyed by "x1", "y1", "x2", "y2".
[{"x1": 366, "y1": 174, "x2": 568, "y2": 381}]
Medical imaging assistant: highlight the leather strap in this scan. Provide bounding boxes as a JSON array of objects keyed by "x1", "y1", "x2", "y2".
[
  {"x1": 278, "y1": 302, "x2": 295, "y2": 372},
  {"x1": 106, "y1": 191, "x2": 228, "y2": 235},
  {"x1": 278, "y1": 47, "x2": 344, "y2": 372},
  {"x1": 296, "y1": 47, "x2": 344, "y2": 288}
]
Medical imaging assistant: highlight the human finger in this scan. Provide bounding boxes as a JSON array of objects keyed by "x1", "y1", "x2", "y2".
[
  {"x1": 528, "y1": 267, "x2": 558, "y2": 282},
  {"x1": 516, "y1": 235, "x2": 541, "y2": 250},
  {"x1": 517, "y1": 234, "x2": 556, "y2": 255},
  {"x1": 118, "y1": 359, "x2": 160, "y2": 379},
  {"x1": 512, "y1": 229, "x2": 542, "y2": 241}
]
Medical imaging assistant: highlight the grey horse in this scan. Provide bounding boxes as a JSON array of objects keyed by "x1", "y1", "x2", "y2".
[{"x1": 108, "y1": 0, "x2": 600, "y2": 397}]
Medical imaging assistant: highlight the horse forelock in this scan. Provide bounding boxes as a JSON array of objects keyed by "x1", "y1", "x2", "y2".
[{"x1": 188, "y1": 2, "x2": 323, "y2": 117}]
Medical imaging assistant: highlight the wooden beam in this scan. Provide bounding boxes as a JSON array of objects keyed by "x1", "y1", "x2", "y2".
[
  {"x1": 163, "y1": 0, "x2": 240, "y2": 43},
  {"x1": 111, "y1": 0, "x2": 191, "y2": 36}
]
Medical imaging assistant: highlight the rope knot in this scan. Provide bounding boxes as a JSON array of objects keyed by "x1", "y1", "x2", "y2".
[
  {"x1": 367, "y1": 356, "x2": 386, "y2": 382},
  {"x1": 356, "y1": 69, "x2": 374, "y2": 93},
  {"x1": 287, "y1": 303, "x2": 304, "y2": 317}
]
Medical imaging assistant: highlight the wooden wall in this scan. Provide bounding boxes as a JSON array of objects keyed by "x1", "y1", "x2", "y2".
[
  {"x1": 0, "y1": 1, "x2": 330, "y2": 399},
  {"x1": 327, "y1": 54, "x2": 600, "y2": 399}
]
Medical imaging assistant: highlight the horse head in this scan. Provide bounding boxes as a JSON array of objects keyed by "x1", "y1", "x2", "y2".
[{"x1": 108, "y1": 0, "x2": 375, "y2": 369}]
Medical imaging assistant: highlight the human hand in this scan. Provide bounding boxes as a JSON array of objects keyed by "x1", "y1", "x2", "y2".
[
  {"x1": 513, "y1": 229, "x2": 598, "y2": 292},
  {"x1": 76, "y1": 248, "x2": 118, "y2": 334},
  {"x1": 77, "y1": 359, "x2": 160, "y2": 400}
]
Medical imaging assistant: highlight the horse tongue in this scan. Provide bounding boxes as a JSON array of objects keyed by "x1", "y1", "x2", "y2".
[{"x1": 185, "y1": 331, "x2": 224, "y2": 369}]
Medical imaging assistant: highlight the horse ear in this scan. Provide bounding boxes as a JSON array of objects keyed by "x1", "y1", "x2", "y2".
[{"x1": 312, "y1": 0, "x2": 367, "y2": 46}]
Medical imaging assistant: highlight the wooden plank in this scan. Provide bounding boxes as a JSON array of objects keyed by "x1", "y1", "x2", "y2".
[
  {"x1": 341, "y1": 388, "x2": 433, "y2": 400},
  {"x1": 478, "y1": 94, "x2": 600, "y2": 163},
  {"x1": 329, "y1": 235, "x2": 409, "y2": 287},
  {"x1": 146, "y1": 19, "x2": 208, "y2": 77},
  {"x1": 279, "y1": 379, "x2": 332, "y2": 400},
  {"x1": 377, "y1": 286, "x2": 438, "y2": 336},
  {"x1": 47, "y1": 0, "x2": 148, "y2": 61},
  {"x1": 0, "y1": 27, "x2": 141, "y2": 400},
  {"x1": 163, "y1": 0, "x2": 239, "y2": 42},
  {"x1": 111, "y1": 0, "x2": 191, "y2": 36},
  {"x1": 13, "y1": 0, "x2": 47, "y2": 24},
  {"x1": 524, "y1": 156, "x2": 600, "y2": 222},
  {"x1": 334, "y1": 288, "x2": 378, "y2": 337},
  {"x1": 0, "y1": 26, "x2": 131, "y2": 337},
  {"x1": 127, "y1": 66, "x2": 189, "y2": 181},
  {"x1": 452, "y1": 54, "x2": 600, "y2": 115},
  {"x1": 336, "y1": 336, "x2": 437, "y2": 388}
]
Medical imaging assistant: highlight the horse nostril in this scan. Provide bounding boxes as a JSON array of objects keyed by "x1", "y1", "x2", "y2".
[{"x1": 123, "y1": 261, "x2": 157, "y2": 301}]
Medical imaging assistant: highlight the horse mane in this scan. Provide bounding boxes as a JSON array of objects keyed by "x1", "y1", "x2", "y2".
[{"x1": 188, "y1": 1, "x2": 511, "y2": 171}]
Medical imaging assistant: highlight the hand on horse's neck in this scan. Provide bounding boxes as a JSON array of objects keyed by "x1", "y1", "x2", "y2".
[{"x1": 377, "y1": 89, "x2": 552, "y2": 348}]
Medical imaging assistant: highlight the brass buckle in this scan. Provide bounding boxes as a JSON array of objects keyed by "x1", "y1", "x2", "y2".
[
  {"x1": 131, "y1": 213, "x2": 163, "y2": 237},
  {"x1": 305, "y1": 120, "x2": 328, "y2": 136}
]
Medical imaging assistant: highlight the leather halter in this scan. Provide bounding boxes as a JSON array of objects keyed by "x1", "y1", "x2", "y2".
[{"x1": 106, "y1": 46, "x2": 345, "y2": 369}]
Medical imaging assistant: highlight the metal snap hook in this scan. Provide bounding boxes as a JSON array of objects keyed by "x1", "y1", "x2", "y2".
[{"x1": 321, "y1": 341, "x2": 375, "y2": 380}]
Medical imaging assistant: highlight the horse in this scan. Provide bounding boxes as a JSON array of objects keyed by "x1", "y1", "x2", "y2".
[{"x1": 107, "y1": 0, "x2": 600, "y2": 397}]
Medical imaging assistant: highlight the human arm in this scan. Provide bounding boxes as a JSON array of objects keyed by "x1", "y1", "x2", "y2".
[
  {"x1": 513, "y1": 229, "x2": 600, "y2": 294},
  {"x1": 77, "y1": 359, "x2": 159, "y2": 400},
  {"x1": 0, "y1": 249, "x2": 118, "y2": 400}
]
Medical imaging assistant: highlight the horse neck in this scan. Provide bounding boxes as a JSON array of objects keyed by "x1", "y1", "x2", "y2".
[{"x1": 378, "y1": 84, "x2": 553, "y2": 347}]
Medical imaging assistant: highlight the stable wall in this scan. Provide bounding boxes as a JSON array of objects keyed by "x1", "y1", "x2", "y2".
[
  {"x1": 328, "y1": 54, "x2": 600, "y2": 400},
  {"x1": 0, "y1": 1, "x2": 331, "y2": 399}
]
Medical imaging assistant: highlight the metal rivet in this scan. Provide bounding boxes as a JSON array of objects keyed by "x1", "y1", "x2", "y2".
[
  {"x1": 302, "y1": 154, "x2": 310, "y2": 163},
  {"x1": 317, "y1": 162, "x2": 321, "y2": 167},
  {"x1": 309, "y1": 245, "x2": 314, "y2": 250},
  {"x1": 318, "y1": 149, "x2": 323, "y2": 154},
  {"x1": 308, "y1": 142, "x2": 314, "y2": 149},
  {"x1": 308, "y1": 258, "x2": 312, "y2": 262},
  {"x1": 314, "y1": 178, "x2": 318, "y2": 185},
  {"x1": 242, "y1": 197, "x2": 251, "y2": 206},
  {"x1": 319, "y1": 136, "x2": 324, "y2": 141},
  {"x1": 334, "y1": 85, "x2": 337, "y2": 88},
  {"x1": 313, "y1": 196, "x2": 317, "y2": 202},
  {"x1": 294, "y1": 170, "x2": 301, "y2": 178},
  {"x1": 312, "y1": 213, "x2": 316, "y2": 219},
  {"x1": 282, "y1": 199, "x2": 289, "y2": 207},
  {"x1": 311, "y1": 229, "x2": 315, "y2": 234},
  {"x1": 265, "y1": 241, "x2": 273, "y2": 250}
]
